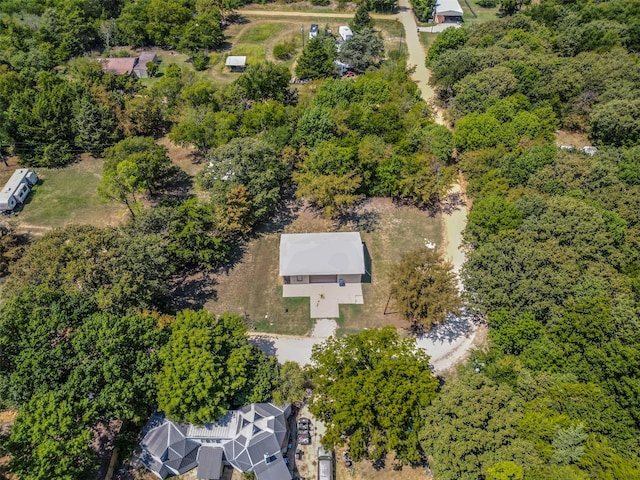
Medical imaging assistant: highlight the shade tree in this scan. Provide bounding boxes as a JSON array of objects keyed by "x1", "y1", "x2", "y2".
[
  {"x1": 156, "y1": 310, "x2": 277, "y2": 425},
  {"x1": 308, "y1": 327, "x2": 438, "y2": 463}
]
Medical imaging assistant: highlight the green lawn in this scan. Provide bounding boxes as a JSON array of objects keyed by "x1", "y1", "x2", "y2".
[
  {"x1": 17, "y1": 158, "x2": 125, "y2": 230},
  {"x1": 238, "y1": 23, "x2": 289, "y2": 43},
  {"x1": 460, "y1": 0, "x2": 500, "y2": 26},
  {"x1": 206, "y1": 199, "x2": 444, "y2": 336}
]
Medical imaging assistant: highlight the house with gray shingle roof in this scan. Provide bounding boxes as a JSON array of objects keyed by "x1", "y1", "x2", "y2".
[{"x1": 139, "y1": 403, "x2": 292, "y2": 480}]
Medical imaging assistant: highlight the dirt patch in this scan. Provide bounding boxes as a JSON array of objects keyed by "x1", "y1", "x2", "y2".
[
  {"x1": 157, "y1": 136, "x2": 203, "y2": 178},
  {"x1": 554, "y1": 129, "x2": 591, "y2": 149},
  {"x1": 335, "y1": 447, "x2": 431, "y2": 480}
]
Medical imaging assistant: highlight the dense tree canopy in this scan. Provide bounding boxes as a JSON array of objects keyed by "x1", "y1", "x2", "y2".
[
  {"x1": 308, "y1": 327, "x2": 438, "y2": 464},
  {"x1": 157, "y1": 310, "x2": 277, "y2": 425}
]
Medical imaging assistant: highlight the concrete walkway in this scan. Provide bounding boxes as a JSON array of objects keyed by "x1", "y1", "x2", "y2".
[{"x1": 283, "y1": 283, "x2": 363, "y2": 318}]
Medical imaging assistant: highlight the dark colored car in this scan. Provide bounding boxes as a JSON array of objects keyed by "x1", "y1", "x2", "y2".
[{"x1": 298, "y1": 417, "x2": 312, "y2": 429}]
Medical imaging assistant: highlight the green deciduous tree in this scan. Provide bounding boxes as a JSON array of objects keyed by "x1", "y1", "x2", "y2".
[
  {"x1": 4, "y1": 391, "x2": 96, "y2": 480},
  {"x1": 2, "y1": 225, "x2": 172, "y2": 314},
  {"x1": 235, "y1": 62, "x2": 291, "y2": 102},
  {"x1": 199, "y1": 137, "x2": 288, "y2": 227},
  {"x1": 178, "y1": 12, "x2": 225, "y2": 53},
  {"x1": 420, "y1": 368, "x2": 535, "y2": 480},
  {"x1": 294, "y1": 170, "x2": 364, "y2": 219},
  {"x1": 389, "y1": 247, "x2": 461, "y2": 333},
  {"x1": 157, "y1": 310, "x2": 276, "y2": 425},
  {"x1": 273, "y1": 361, "x2": 307, "y2": 405},
  {"x1": 308, "y1": 327, "x2": 438, "y2": 463},
  {"x1": 98, "y1": 137, "x2": 177, "y2": 216}
]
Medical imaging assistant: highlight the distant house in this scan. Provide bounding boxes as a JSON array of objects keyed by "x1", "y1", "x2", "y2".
[
  {"x1": 97, "y1": 57, "x2": 138, "y2": 76},
  {"x1": 0, "y1": 169, "x2": 38, "y2": 212},
  {"x1": 97, "y1": 52, "x2": 159, "y2": 78},
  {"x1": 133, "y1": 52, "x2": 158, "y2": 78},
  {"x1": 434, "y1": 0, "x2": 464, "y2": 23},
  {"x1": 309, "y1": 24, "x2": 319, "y2": 39},
  {"x1": 280, "y1": 232, "x2": 365, "y2": 285},
  {"x1": 225, "y1": 56, "x2": 247, "y2": 72},
  {"x1": 338, "y1": 25, "x2": 353, "y2": 42},
  {"x1": 139, "y1": 403, "x2": 292, "y2": 480}
]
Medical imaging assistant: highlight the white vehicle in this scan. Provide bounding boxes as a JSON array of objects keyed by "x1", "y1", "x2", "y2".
[{"x1": 318, "y1": 446, "x2": 334, "y2": 480}]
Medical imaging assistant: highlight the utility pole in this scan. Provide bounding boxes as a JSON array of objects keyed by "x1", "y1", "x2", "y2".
[{"x1": 301, "y1": 24, "x2": 304, "y2": 48}]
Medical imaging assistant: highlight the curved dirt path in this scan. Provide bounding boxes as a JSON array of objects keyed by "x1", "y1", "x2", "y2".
[{"x1": 396, "y1": 0, "x2": 482, "y2": 372}]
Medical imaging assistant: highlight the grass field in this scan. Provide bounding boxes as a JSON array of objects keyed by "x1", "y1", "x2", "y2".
[
  {"x1": 0, "y1": 157, "x2": 125, "y2": 232},
  {"x1": 206, "y1": 199, "x2": 443, "y2": 336},
  {"x1": 460, "y1": 0, "x2": 500, "y2": 26}
]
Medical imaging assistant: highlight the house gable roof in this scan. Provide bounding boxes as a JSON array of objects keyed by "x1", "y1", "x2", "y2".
[
  {"x1": 279, "y1": 232, "x2": 365, "y2": 276},
  {"x1": 97, "y1": 57, "x2": 138, "y2": 75},
  {"x1": 435, "y1": 0, "x2": 463, "y2": 15}
]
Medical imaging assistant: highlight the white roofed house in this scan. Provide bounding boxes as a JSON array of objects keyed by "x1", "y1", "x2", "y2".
[
  {"x1": 434, "y1": 0, "x2": 464, "y2": 23},
  {"x1": 279, "y1": 232, "x2": 367, "y2": 318}
]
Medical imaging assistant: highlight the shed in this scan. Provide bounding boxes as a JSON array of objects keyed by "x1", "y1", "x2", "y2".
[
  {"x1": 279, "y1": 232, "x2": 365, "y2": 285},
  {"x1": 0, "y1": 169, "x2": 38, "y2": 212},
  {"x1": 338, "y1": 26, "x2": 353, "y2": 41},
  {"x1": 133, "y1": 52, "x2": 159, "y2": 78},
  {"x1": 434, "y1": 0, "x2": 464, "y2": 23},
  {"x1": 225, "y1": 56, "x2": 247, "y2": 72}
]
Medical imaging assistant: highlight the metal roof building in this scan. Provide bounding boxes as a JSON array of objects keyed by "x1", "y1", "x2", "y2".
[
  {"x1": 139, "y1": 403, "x2": 292, "y2": 480},
  {"x1": 279, "y1": 232, "x2": 365, "y2": 277}
]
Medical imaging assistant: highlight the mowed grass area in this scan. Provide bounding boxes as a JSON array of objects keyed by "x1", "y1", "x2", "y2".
[
  {"x1": 12, "y1": 157, "x2": 126, "y2": 230},
  {"x1": 206, "y1": 199, "x2": 443, "y2": 336},
  {"x1": 461, "y1": 0, "x2": 500, "y2": 26}
]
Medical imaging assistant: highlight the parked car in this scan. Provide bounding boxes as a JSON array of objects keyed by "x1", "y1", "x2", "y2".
[
  {"x1": 298, "y1": 433, "x2": 311, "y2": 445},
  {"x1": 298, "y1": 417, "x2": 311, "y2": 429}
]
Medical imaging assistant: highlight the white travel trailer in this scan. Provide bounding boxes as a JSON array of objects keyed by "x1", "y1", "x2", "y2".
[
  {"x1": 338, "y1": 26, "x2": 353, "y2": 41},
  {"x1": 0, "y1": 169, "x2": 38, "y2": 212}
]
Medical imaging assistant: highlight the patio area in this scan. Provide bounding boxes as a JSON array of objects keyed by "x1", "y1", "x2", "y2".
[{"x1": 283, "y1": 283, "x2": 364, "y2": 318}]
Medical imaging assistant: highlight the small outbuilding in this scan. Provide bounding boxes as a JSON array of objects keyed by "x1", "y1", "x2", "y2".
[
  {"x1": 338, "y1": 26, "x2": 353, "y2": 42},
  {"x1": 225, "y1": 56, "x2": 247, "y2": 72},
  {"x1": 0, "y1": 169, "x2": 38, "y2": 212},
  {"x1": 434, "y1": 0, "x2": 464, "y2": 23}
]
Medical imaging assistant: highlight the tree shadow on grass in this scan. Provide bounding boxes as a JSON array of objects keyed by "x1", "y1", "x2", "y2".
[
  {"x1": 169, "y1": 269, "x2": 219, "y2": 311},
  {"x1": 417, "y1": 308, "x2": 480, "y2": 344},
  {"x1": 255, "y1": 199, "x2": 298, "y2": 235}
]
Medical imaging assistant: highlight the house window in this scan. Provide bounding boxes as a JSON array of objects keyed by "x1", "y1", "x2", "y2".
[{"x1": 296, "y1": 276, "x2": 303, "y2": 282}]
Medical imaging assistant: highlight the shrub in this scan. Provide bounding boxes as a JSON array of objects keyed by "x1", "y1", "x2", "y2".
[
  {"x1": 192, "y1": 53, "x2": 210, "y2": 71},
  {"x1": 273, "y1": 42, "x2": 295, "y2": 60},
  {"x1": 476, "y1": 0, "x2": 498, "y2": 6}
]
